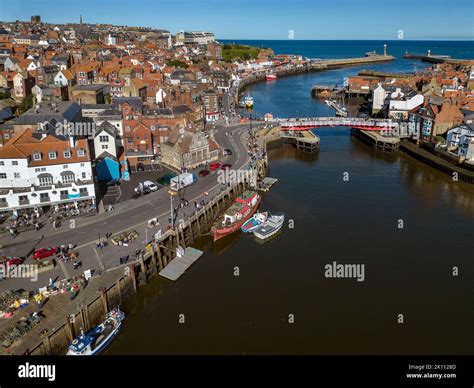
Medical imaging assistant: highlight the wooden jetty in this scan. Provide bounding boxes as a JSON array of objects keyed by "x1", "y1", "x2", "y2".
[
  {"x1": 259, "y1": 177, "x2": 278, "y2": 192},
  {"x1": 159, "y1": 247, "x2": 203, "y2": 281},
  {"x1": 280, "y1": 129, "x2": 320, "y2": 153},
  {"x1": 351, "y1": 128, "x2": 400, "y2": 152}
]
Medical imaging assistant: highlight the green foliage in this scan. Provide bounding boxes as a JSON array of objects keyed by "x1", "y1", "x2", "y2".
[
  {"x1": 18, "y1": 94, "x2": 34, "y2": 114},
  {"x1": 222, "y1": 44, "x2": 260, "y2": 62},
  {"x1": 166, "y1": 59, "x2": 189, "y2": 69},
  {"x1": 0, "y1": 91, "x2": 10, "y2": 100}
]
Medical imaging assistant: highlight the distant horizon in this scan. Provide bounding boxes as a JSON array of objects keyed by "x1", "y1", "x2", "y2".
[{"x1": 1, "y1": 0, "x2": 473, "y2": 40}]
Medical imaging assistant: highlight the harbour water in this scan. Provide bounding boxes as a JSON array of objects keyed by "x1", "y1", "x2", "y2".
[{"x1": 106, "y1": 41, "x2": 474, "y2": 355}]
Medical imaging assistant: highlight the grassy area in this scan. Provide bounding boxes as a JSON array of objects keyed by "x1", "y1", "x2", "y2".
[{"x1": 222, "y1": 43, "x2": 260, "y2": 62}]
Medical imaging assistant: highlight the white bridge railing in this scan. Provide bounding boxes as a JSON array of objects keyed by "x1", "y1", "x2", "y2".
[{"x1": 275, "y1": 117, "x2": 399, "y2": 129}]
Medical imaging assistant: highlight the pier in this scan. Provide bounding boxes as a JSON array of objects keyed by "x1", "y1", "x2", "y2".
[
  {"x1": 280, "y1": 129, "x2": 320, "y2": 152},
  {"x1": 351, "y1": 128, "x2": 400, "y2": 152},
  {"x1": 159, "y1": 247, "x2": 204, "y2": 281},
  {"x1": 403, "y1": 51, "x2": 470, "y2": 65}
]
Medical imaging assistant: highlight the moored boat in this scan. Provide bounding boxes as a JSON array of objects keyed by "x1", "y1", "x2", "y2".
[
  {"x1": 211, "y1": 190, "x2": 261, "y2": 241},
  {"x1": 266, "y1": 74, "x2": 277, "y2": 81},
  {"x1": 241, "y1": 211, "x2": 268, "y2": 233},
  {"x1": 66, "y1": 308, "x2": 125, "y2": 355},
  {"x1": 252, "y1": 214, "x2": 285, "y2": 241},
  {"x1": 244, "y1": 96, "x2": 254, "y2": 108}
]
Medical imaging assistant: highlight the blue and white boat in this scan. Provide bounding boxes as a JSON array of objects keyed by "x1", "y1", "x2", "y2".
[
  {"x1": 66, "y1": 308, "x2": 125, "y2": 355},
  {"x1": 241, "y1": 211, "x2": 268, "y2": 233}
]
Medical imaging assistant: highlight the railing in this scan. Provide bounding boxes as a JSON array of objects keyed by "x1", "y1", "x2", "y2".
[{"x1": 19, "y1": 199, "x2": 30, "y2": 205}]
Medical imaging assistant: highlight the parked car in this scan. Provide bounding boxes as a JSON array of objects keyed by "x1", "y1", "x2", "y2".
[
  {"x1": 221, "y1": 163, "x2": 232, "y2": 170},
  {"x1": 33, "y1": 247, "x2": 59, "y2": 260},
  {"x1": 156, "y1": 173, "x2": 176, "y2": 187},
  {"x1": 143, "y1": 180, "x2": 158, "y2": 192},
  {"x1": 0, "y1": 256, "x2": 25, "y2": 266},
  {"x1": 223, "y1": 149, "x2": 232, "y2": 156},
  {"x1": 199, "y1": 169, "x2": 210, "y2": 177},
  {"x1": 210, "y1": 162, "x2": 221, "y2": 170}
]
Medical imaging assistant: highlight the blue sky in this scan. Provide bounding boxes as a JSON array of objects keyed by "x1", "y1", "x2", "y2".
[{"x1": 1, "y1": 0, "x2": 473, "y2": 40}]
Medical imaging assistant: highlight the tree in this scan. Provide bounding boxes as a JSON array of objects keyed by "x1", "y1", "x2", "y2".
[{"x1": 18, "y1": 94, "x2": 34, "y2": 114}]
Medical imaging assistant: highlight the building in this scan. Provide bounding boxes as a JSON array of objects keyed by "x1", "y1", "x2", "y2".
[
  {"x1": 446, "y1": 124, "x2": 474, "y2": 162},
  {"x1": 203, "y1": 90, "x2": 219, "y2": 122},
  {"x1": 176, "y1": 31, "x2": 215, "y2": 46},
  {"x1": 0, "y1": 127, "x2": 95, "y2": 212},
  {"x1": 160, "y1": 127, "x2": 220, "y2": 170},
  {"x1": 31, "y1": 15, "x2": 41, "y2": 24},
  {"x1": 70, "y1": 84, "x2": 110, "y2": 104}
]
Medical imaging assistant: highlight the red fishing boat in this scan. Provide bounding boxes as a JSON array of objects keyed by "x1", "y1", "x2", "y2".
[
  {"x1": 266, "y1": 74, "x2": 277, "y2": 81},
  {"x1": 211, "y1": 190, "x2": 261, "y2": 241}
]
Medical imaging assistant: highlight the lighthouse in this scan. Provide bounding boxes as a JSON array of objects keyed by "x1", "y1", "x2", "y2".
[{"x1": 383, "y1": 44, "x2": 387, "y2": 57}]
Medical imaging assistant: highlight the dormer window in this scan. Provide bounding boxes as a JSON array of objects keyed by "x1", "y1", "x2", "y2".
[
  {"x1": 33, "y1": 152, "x2": 42, "y2": 161},
  {"x1": 77, "y1": 149, "x2": 85, "y2": 157},
  {"x1": 64, "y1": 150, "x2": 71, "y2": 158},
  {"x1": 48, "y1": 151, "x2": 56, "y2": 160}
]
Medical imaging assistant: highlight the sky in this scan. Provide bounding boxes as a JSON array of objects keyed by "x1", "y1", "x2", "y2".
[{"x1": 1, "y1": 0, "x2": 473, "y2": 40}]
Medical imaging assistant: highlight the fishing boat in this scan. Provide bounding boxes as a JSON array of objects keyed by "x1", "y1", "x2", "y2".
[
  {"x1": 211, "y1": 190, "x2": 261, "y2": 241},
  {"x1": 66, "y1": 308, "x2": 125, "y2": 355},
  {"x1": 266, "y1": 73, "x2": 277, "y2": 81},
  {"x1": 253, "y1": 214, "x2": 285, "y2": 241},
  {"x1": 241, "y1": 211, "x2": 268, "y2": 233},
  {"x1": 244, "y1": 96, "x2": 254, "y2": 108}
]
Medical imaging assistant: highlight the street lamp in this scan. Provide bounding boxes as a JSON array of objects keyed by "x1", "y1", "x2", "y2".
[{"x1": 168, "y1": 189, "x2": 178, "y2": 227}]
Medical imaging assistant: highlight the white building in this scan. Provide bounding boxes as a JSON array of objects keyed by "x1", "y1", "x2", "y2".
[
  {"x1": 0, "y1": 127, "x2": 95, "y2": 212},
  {"x1": 372, "y1": 83, "x2": 386, "y2": 113},
  {"x1": 446, "y1": 124, "x2": 474, "y2": 162},
  {"x1": 388, "y1": 90, "x2": 424, "y2": 119}
]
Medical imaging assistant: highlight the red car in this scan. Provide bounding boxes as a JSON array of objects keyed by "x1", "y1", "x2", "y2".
[
  {"x1": 210, "y1": 162, "x2": 221, "y2": 171},
  {"x1": 33, "y1": 247, "x2": 59, "y2": 260},
  {"x1": 199, "y1": 169, "x2": 210, "y2": 177},
  {"x1": 0, "y1": 256, "x2": 24, "y2": 266}
]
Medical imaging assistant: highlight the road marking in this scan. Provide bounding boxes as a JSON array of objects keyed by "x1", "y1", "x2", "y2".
[
  {"x1": 58, "y1": 259, "x2": 70, "y2": 280},
  {"x1": 93, "y1": 246, "x2": 105, "y2": 270}
]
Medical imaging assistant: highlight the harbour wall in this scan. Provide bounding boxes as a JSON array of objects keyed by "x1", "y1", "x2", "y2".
[{"x1": 237, "y1": 56, "x2": 395, "y2": 97}]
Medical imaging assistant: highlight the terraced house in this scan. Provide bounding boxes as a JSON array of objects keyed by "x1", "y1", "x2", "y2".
[{"x1": 0, "y1": 126, "x2": 95, "y2": 212}]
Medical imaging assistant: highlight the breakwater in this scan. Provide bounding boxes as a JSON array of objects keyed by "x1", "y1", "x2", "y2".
[{"x1": 237, "y1": 55, "x2": 395, "y2": 96}]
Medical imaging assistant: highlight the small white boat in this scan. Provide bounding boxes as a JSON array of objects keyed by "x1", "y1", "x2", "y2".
[
  {"x1": 244, "y1": 96, "x2": 254, "y2": 108},
  {"x1": 67, "y1": 308, "x2": 125, "y2": 355},
  {"x1": 241, "y1": 211, "x2": 268, "y2": 233},
  {"x1": 253, "y1": 214, "x2": 285, "y2": 241}
]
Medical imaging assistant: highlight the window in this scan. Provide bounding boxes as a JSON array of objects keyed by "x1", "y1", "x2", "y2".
[
  {"x1": 127, "y1": 137, "x2": 132, "y2": 143},
  {"x1": 48, "y1": 151, "x2": 56, "y2": 160},
  {"x1": 82, "y1": 172, "x2": 86, "y2": 179},
  {"x1": 33, "y1": 153, "x2": 42, "y2": 161},
  {"x1": 0, "y1": 161, "x2": 4, "y2": 166},
  {"x1": 61, "y1": 172, "x2": 75, "y2": 184},
  {"x1": 12, "y1": 161, "x2": 18, "y2": 165},
  {"x1": 14, "y1": 172, "x2": 20, "y2": 179},
  {"x1": 63, "y1": 150, "x2": 71, "y2": 158},
  {"x1": 0, "y1": 173, "x2": 6, "y2": 179},
  {"x1": 77, "y1": 149, "x2": 85, "y2": 157},
  {"x1": 63, "y1": 165, "x2": 68, "y2": 169},
  {"x1": 39, "y1": 174, "x2": 53, "y2": 186},
  {"x1": 102, "y1": 145, "x2": 108, "y2": 150},
  {"x1": 126, "y1": 126, "x2": 131, "y2": 131},
  {"x1": 35, "y1": 167, "x2": 46, "y2": 172},
  {"x1": 99, "y1": 135, "x2": 108, "y2": 142}
]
